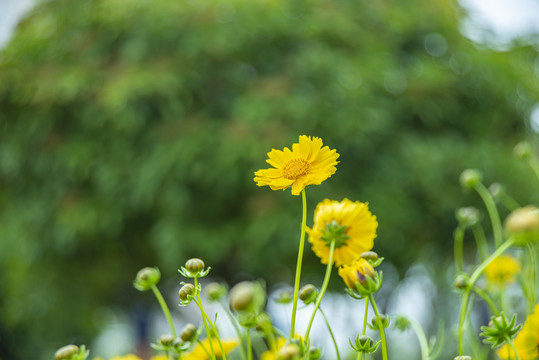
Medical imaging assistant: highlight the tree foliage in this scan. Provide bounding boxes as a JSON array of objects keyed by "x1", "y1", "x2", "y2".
[{"x1": 0, "y1": 0, "x2": 538, "y2": 358}]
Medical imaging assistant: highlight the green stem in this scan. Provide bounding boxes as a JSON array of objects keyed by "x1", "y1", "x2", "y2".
[
  {"x1": 506, "y1": 335, "x2": 521, "y2": 360},
  {"x1": 472, "y1": 286, "x2": 499, "y2": 316},
  {"x1": 304, "y1": 240, "x2": 335, "y2": 341},
  {"x1": 362, "y1": 297, "x2": 369, "y2": 335},
  {"x1": 151, "y1": 285, "x2": 177, "y2": 338},
  {"x1": 198, "y1": 339, "x2": 212, "y2": 359},
  {"x1": 500, "y1": 193, "x2": 520, "y2": 211},
  {"x1": 196, "y1": 297, "x2": 227, "y2": 360},
  {"x1": 454, "y1": 223, "x2": 466, "y2": 273},
  {"x1": 194, "y1": 278, "x2": 216, "y2": 360},
  {"x1": 290, "y1": 189, "x2": 308, "y2": 338},
  {"x1": 471, "y1": 224, "x2": 489, "y2": 261},
  {"x1": 525, "y1": 243, "x2": 537, "y2": 312},
  {"x1": 457, "y1": 238, "x2": 515, "y2": 354},
  {"x1": 246, "y1": 329, "x2": 253, "y2": 360},
  {"x1": 218, "y1": 302, "x2": 248, "y2": 360},
  {"x1": 407, "y1": 317, "x2": 430, "y2": 360},
  {"x1": 473, "y1": 182, "x2": 503, "y2": 248},
  {"x1": 368, "y1": 294, "x2": 388, "y2": 360},
  {"x1": 320, "y1": 307, "x2": 341, "y2": 360}
]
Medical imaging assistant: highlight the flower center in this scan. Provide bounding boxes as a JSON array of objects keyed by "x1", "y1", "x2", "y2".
[
  {"x1": 321, "y1": 220, "x2": 350, "y2": 248},
  {"x1": 282, "y1": 158, "x2": 310, "y2": 180}
]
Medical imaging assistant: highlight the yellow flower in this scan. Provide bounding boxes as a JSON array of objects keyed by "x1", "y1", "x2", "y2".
[
  {"x1": 307, "y1": 198, "x2": 377, "y2": 266},
  {"x1": 183, "y1": 339, "x2": 239, "y2": 360},
  {"x1": 254, "y1": 135, "x2": 339, "y2": 195},
  {"x1": 109, "y1": 355, "x2": 142, "y2": 360},
  {"x1": 150, "y1": 356, "x2": 168, "y2": 360},
  {"x1": 484, "y1": 255, "x2": 521, "y2": 286},
  {"x1": 497, "y1": 304, "x2": 539, "y2": 360},
  {"x1": 261, "y1": 337, "x2": 287, "y2": 360},
  {"x1": 338, "y1": 258, "x2": 376, "y2": 289}
]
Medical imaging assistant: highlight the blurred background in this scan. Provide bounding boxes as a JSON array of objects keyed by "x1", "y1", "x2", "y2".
[{"x1": 0, "y1": 0, "x2": 538, "y2": 359}]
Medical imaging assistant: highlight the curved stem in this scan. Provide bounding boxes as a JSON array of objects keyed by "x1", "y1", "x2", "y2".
[
  {"x1": 500, "y1": 193, "x2": 520, "y2": 211},
  {"x1": 362, "y1": 297, "x2": 369, "y2": 336},
  {"x1": 196, "y1": 297, "x2": 227, "y2": 360},
  {"x1": 471, "y1": 224, "x2": 489, "y2": 261},
  {"x1": 245, "y1": 329, "x2": 253, "y2": 360},
  {"x1": 454, "y1": 223, "x2": 466, "y2": 273},
  {"x1": 525, "y1": 243, "x2": 537, "y2": 312},
  {"x1": 472, "y1": 286, "x2": 499, "y2": 316},
  {"x1": 304, "y1": 240, "x2": 335, "y2": 340},
  {"x1": 291, "y1": 189, "x2": 308, "y2": 338},
  {"x1": 527, "y1": 157, "x2": 539, "y2": 182},
  {"x1": 506, "y1": 335, "x2": 521, "y2": 360},
  {"x1": 218, "y1": 302, "x2": 247, "y2": 360},
  {"x1": 407, "y1": 317, "x2": 430, "y2": 360},
  {"x1": 473, "y1": 182, "x2": 503, "y2": 248},
  {"x1": 150, "y1": 285, "x2": 177, "y2": 338},
  {"x1": 368, "y1": 294, "x2": 388, "y2": 360},
  {"x1": 320, "y1": 307, "x2": 341, "y2": 360},
  {"x1": 194, "y1": 278, "x2": 216, "y2": 360},
  {"x1": 457, "y1": 238, "x2": 514, "y2": 354}
]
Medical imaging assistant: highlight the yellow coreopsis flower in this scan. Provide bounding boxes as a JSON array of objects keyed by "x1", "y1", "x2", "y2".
[
  {"x1": 338, "y1": 258, "x2": 376, "y2": 289},
  {"x1": 497, "y1": 304, "x2": 539, "y2": 360},
  {"x1": 183, "y1": 339, "x2": 239, "y2": 360},
  {"x1": 260, "y1": 337, "x2": 287, "y2": 360},
  {"x1": 484, "y1": 255, "x2": 521, "y2": 286},
  {"x1": 109, "y1": 355, "x2": 142, "y2": 360},
  {"x1": 307, "y1": 198, "x2": 377, "y2": 266},
  {"x1": 253, "y1": 135, "x2": 339, "y2": 195}
]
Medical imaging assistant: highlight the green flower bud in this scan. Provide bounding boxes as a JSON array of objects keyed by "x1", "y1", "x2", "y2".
[
  {"x1": 180, "y1": 323, "x2": 198, "y2": 342},
  {"x1": 229, "y1": 281, "x2": 266, "y2": 313},
  {"x1": 133, "y1": 267, "x2": 161, "y2": 291},
  {"x1": 350, "y1": 335, "x2": 380, "y2": 354},
  {"x1": 488, "y1": 183, "x2": 505, "y2": 202},
  {"x1": 178, "y1": 283, "x2": 195, "y2": 303},
  {"x1": 205, "y1": 282, "x2": 227, "y2": 301},
  {"x1": 308, "y1": 347, "x2": 322, "y2": 360},
  {"x1": 55, "y1": 345, "x2": 79, "y2": 360},
  {"x1": 480, "y1": 312, "x2": 521, "y2": 348},
  {"x1": 513, "y1": 141, "x2": 531, "y2": 159},
  {"x1": 275, "y1": 289, "x2": 293, "y2": 304},
  {"x1": 158, "y1": 334, "x2": 175, "y2": 346},
  {"x1": 276, "y1": 344, "x2": 301, "y2": 360},
  {"x1": 360, "y1": 251, "x2": 384, "y2": 267},
  {"x1": 185, "y1": 258, "x2": 205, "y2": 273},
  {"x1": 455, "y1": 207, "x2": 481, "y2": 227},
  {"x1": 504, "y1": 205, "x2": 539, "y2": 245},
  {"x1": 394, "y1": 315, "x2": 411, "y2": 331},
  {"x1": 299, "y1": 284, "x2": 318, "y2": 305},
  {"x1": 454, "y1": 274, "x2": 470, "y2": 290},
  {"x1": 459, "y1": 169, "x2": 482, "y2": 189},
  {"x1": 370, "y1": 314, "x2": 390, "y2": 329}
]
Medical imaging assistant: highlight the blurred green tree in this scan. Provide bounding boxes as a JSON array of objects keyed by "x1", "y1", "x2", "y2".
[{"x1": 0, "y1": 0, "x2": 538, "y2": 358}]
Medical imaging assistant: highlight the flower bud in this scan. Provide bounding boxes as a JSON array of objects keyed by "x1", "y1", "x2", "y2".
[
  {"x1": 350, "y1": 334, "x2": 380, "y2": 354},
  {"x1": 455, "y1": 207, "x2": 481, "y2": 227},
  {"x1": 275, "y1": 289, "x2": 293, "y2": 304},
  {"x1": 133, "y1": 267, "x2": 161, "y2": 291},
  {"x1": 488, "y1": 183, "x2": 504, "y2": 202},
  {"x1": 158, "y1": 334, "x2": 175, "y2": 346},
  {"x1": 513, "y1": 141, "x2": 531, "y2": 159},
  {"x1": 205, "y1": 282, "x2": 227, "y2": 301},
  {"x1": 299, "y1": 284, "x2": 318, "y2": 305},
  {"x1": 55, "y1": 345, "x2": 79, "y2": 360},
  {"x1": 459, "y1": 169, "x2": 482, "y2": 189},
  {"x1": 185, "y1": 258, "x2": 205, "y2": 274},
  {"x1": 229, "y1": 281, "x2": 266, "y2": 313},
  {"x1": 454, "y1": 274, "x2": 470, "y2": 290},
  {"x1": 504, "y1": 205, "x2": 539, "y2": 245},
  {"x1": 276, "y1": 344, "x2": 301, "y2": 360},
  {"x1": 453, "y1": 356, "x2": 472, "y2": 360},
  {"x1": 360, "y1": 251, "x2": 384, "y2": 267},
  {"x1": 370, "y1": 314, "x2": 390, "y2": 329},
  {"x1": 178, "y1": 283, "x2": 195, "y2": 303},
  {"x1": 308, "y1": 347, "x2": 321, "y2": 360},
  {"x1": 394, "y1": 315, "x2": 411, "y2": 331},
  {"x1": 180, "y1": 323, "x2": 197, "y2": 342}
]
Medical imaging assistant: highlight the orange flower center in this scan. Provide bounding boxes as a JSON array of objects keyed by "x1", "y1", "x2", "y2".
[{"x1": 282, "y1": 158, "x2": 310, "y2": 180}]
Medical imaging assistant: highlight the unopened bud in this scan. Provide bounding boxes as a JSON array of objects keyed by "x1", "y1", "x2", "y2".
[
  {"x1": 371, "y1": 314, "x2": 390, "y2": 329},
  {"x1": 275, "y1": 289, "x2": 293, "y2": 304},
  {"x1": 133, "y1": 267, "x2": 161, "y2": 291},
  {"x1": 488, "y1": 183, "x2": 504, "y2": 202},
  {"x1": 180, "y1": 323, "x2": 197, "y2": 342},
  {"x1": 178, "y1": 283, "x2": 195, "y2": 302},
  {"x1": 158, "y1": 334, "x2": 175, "y2": 346},
  {"x1": 504, "y1": 205, "x2": 539, "y2": 245},
  {"x1": 299, "y1": 284, "x2": 318, "y2": 305},
  {"x1": 455, "y1": 207, "x2": 481, "y2": 227},
  {"x1": 459, "y1": 169, "x2": 482, "y2": 189},
  {"x1": 229, "y1": 281, "x2": 265, "y2": 313},
  {"x1": 185, "y1": 258, "x2": 205, "y2": 274},
  {"x1": 513, "y1": 141, "x2": 531, "y2": 159},
  {"x1": 454, "y1": 274, "x2": 470, "y2": 290},
  {"x1": 55, "y1": 345, "x2": 80, "y2": 360},
  {"x1": 276, "y1": 344, "x2": 301, "y2": 360},
  {"x1": 205, "y1": 282, "x2": 227, "y2": 301}
]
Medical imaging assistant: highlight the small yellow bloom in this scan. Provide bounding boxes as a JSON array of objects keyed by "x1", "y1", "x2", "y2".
[
  {"x1": 150, "y1": 356, "x2": 168, "y2": 360},
  {"x1": 261, "y1": 337, "x2": 287, "y2": 360},
  {"x1": 109, "y1": 355, "x2": 142, "y2": 360},
  {"x1": 254, "y1": 135, "x2": 339, "y2": 195},
  {"x1": 338, "y1": 258, "x2": 375, "y2": 289},
  {"x1": 484, "y1": 255, "x2": 521, "y2": 286},
  {"x1": 308, "y1": 199, "x2": 377, "y2": 266},
  {"x1": 183, "y1": 338, "x2": 239, "y2": 360},
  {"x1": 497, "y1": 304, "x2": 539, "y2": 360}
]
